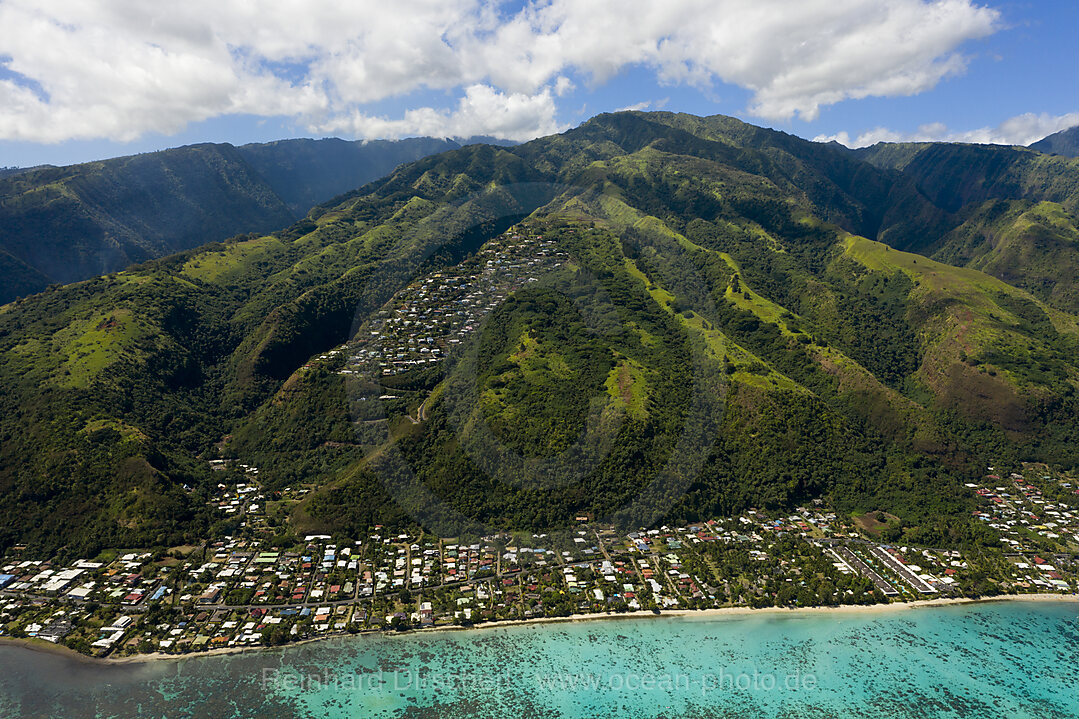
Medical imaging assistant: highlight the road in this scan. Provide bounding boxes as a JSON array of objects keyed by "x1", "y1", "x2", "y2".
[{"x1": 832, "y1": 546, "x2": 899, "y2": 597}]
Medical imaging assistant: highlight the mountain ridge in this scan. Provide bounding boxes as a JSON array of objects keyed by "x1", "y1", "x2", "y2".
[
  {"x1": 1, "y1": 111, "x2": 1077, "y2": 556},
  {"x1": 0, "y1": 136, "x2": 503, "y2": 304},
  {"x1": 1030, "y1": 125, "x2": 1079, "y2": 157}
]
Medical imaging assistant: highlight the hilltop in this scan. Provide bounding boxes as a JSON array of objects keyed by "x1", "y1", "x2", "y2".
[{"x1": 1030, "y1": 126, "x2": 1079, "y2": 157}]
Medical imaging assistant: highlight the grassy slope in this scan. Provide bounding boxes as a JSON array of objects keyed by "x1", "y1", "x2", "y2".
[
  {"x1": 0, "y1": 137, "x2": 471, "y2": 304},
  {"x1": 855, "y1": 142, "x2": 1079, "y2": 317},
  {"x1": 930, "y1": 200, "x2": 1079, "y2": 313},
  {"x1": 857, "y1": 142, "x2": 1079, "y2": 216},
  {"x1": 843, "y1": 234, "x2": 1079, "y2": 431},
  {"x1": 181, "y1": 236, "x2": 288, "y2": 284},
  {"x1": 0, "y1": 144, "x2": 297, "y2": 302},
  {"x1": 595, "y1": 177, "x2": 939, "y2": 442}
]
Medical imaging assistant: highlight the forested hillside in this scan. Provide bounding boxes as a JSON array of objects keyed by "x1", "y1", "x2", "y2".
[
  {"x1": 852, "y1": 141, "x2": 1079, "y2": 313},
  {"x1": 0, "y1": 137, "x2": 475, "y2": 304},
  {"x1": 1030, "y1": 126, "x2": 1079, "y2": 157},
  {"x1": 2, "y1": 112, "x2": 1078, "y2": 556},
  {"x1": 0, "y1": 143, "x2": 294, "y2": 302},
  {"x1": 236, "y1": 136, "x2": 511, "y2": 214}
]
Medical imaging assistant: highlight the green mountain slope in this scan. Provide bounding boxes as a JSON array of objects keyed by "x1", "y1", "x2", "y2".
[
  {"x1": 0, "y1": 138, "x2": 473, "y2": 304},
  {"x1": 0, "y1": 144, "x2": 295, "y2": 299},
  {"x1": 850, "y1": 141, "x2": 1079, "y2": 311},
  {"x1": 1030, "y1": 126, "x2": 1079, "y2": 157},
  {"x1": 236, "y1": 136, "x2": 503, "y2": 214},
  {"x1": 930, "y1": 200, "x2": 1079, "y2": 313},
  {"x1": 854, "y1": 142, "x2": 1079, "y2": 216},
  {"x1": 2, "y1": 112, "x2": 1078, "y2": 556},
  {"x1": 0, "y1": 249, "x2": 52, "y2": 300},
  {"x1": 0, "y1": 166, "x2": 52, "y2": 180}
]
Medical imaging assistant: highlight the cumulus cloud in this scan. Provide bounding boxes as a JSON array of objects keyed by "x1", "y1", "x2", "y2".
[
  {"x1": 616, "y1": 102, "x2": 655, "y2": 113},
  {"x1": 315, "y1": 84, "x2": 566, "y2": 141},
  {"x1": 487, "y1": 0, "x2": 1000, "y2": 121},
  {"x1": 615, "y1": 99, "x2": 670, "y2": 113},
  {"x1": 816, "y1": 111, "x2": 1079, "y2": 148},
  {"x1": 0, "y1": 0, "x2": 1002, "y2": 143}
]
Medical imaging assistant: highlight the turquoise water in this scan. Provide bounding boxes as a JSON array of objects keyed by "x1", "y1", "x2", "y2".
[{"x1": 1, "y1": 601, "x2": 1077, "y2": 718}]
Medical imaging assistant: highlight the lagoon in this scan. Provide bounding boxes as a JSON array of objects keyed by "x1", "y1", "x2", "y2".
[{"x1": 2, "y1": 600, "x2": 1078, "y2": 718}]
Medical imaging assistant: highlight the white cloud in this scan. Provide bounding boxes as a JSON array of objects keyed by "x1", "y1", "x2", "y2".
[
  {"x1": 315, "y1": 84, "x2": 566, "y2": 141},
  {"x1": 615, "y1": 98, "x2": 671, "y2": 113},
  {"x1": 478, "y1": 0, "x2": 999, "y2": 120},
  {"x1": 955, "y1": 112, "x2": 1079, "y2": 145},
  {"x1": 816, "y1": 111, "x2": 1079, "y2": 148},
  {"x1": 0, "y1": 0, "x2": 1003, "y2": 143}
]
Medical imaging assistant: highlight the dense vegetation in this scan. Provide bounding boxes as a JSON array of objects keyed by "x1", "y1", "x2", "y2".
[
  {"x1": 848, "y1": 141, "x2": 1079, "y2": 314},
  {"x1": 236, "y1": 136, "x2": 509, "y2": 214},
  {"x1": 2, "y1": 111, "x2": 1079, "y2": 556},
  {"x1": 0, "y1": 137, "x2": 476, "y2": 304},
  {"x1": 1030, "y1": 126, "x2": 1079, "y2": 157}
]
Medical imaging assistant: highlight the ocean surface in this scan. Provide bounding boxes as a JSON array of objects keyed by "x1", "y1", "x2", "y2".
[{"x1": 1, "y1": 601, "x2": 1077, "y2": 718}]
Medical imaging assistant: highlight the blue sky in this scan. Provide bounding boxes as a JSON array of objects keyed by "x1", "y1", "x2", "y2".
[{"x1": 0, "y1": 0, "x2": 1076, "y2": 168}]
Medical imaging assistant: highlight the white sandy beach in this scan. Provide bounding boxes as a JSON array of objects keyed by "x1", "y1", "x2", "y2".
[{"x1": 3, "y1": 592, "x2": 1076, "y2": 665}]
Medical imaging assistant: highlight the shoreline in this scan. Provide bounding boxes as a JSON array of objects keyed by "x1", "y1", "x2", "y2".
[{"x1": 4, "y1": 592, "x2": 1076, "y2": 666}]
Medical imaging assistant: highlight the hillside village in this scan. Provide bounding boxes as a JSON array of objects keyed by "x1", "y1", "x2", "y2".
[
  {"x1": 1, "y1": 462, "x2": 1076, "y2": 659},
  {"x1": 347, "y1": 228, "x2": 569, "y2": 378}
]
